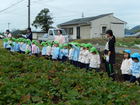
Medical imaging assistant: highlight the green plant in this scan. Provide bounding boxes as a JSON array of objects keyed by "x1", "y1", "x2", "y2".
[{"x1": 0, "y1": 48, "x2": 140, "y2": 104}]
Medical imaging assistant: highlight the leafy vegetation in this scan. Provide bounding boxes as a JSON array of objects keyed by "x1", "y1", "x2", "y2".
[{"x1": 0, "y1": 47, "x2": 140, "y2": 104}]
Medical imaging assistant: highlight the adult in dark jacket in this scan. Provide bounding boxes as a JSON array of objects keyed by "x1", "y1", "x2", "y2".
[
  {"x1": 27, "y1": 28, "x2": 32, "y2": 41},
  {"x1": 104, "y1": 30, "x2": 116, "y2": 79}
]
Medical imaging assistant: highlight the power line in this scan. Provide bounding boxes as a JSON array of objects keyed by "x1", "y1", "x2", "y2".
[
  {"x1": 32, "y1": 0, "x2": 53, "y2": 4},
  {"x1": 0, "y1": 0, "x2": 26, "y2": 14}
]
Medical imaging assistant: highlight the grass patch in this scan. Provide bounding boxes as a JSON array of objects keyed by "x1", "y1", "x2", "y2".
[{"x1": 74, "y1": 38, "x2": 140, "y2": 48}]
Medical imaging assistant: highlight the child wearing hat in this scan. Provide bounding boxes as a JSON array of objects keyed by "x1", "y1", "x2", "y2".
[
  {"x1": 31, "y1": 40, "x2": 40, "y2": 56},
  {"x1": 129, "y1": 53, "x2": 140, "y2": 83},
  {"x1": 79, "y1": 44, "x2": 90, "y2": 69},
  {"x1": 46, "y1": 42, "x2": 52, "y2": 59},
  {"x1": 78, "y1": 43, "x2": 85, "y2": 68},
  {"x1": 5, "y1": 38, "x2": 12, "y2": 51},
  {"x1": 41, "y1": 42, "x2": 47, "y2": 56},
  {"x1": 25, "y1": 39, "x2": 32, "y2": 54},
  {"x1": 68, "y1": 43, "x2": 74, "y2": 64},
  {"x1": 3, "y1": 38, "x2": 9, "y2": 49},
  {"x1": 61, "y1": 44, "x2": 69, "y2": 62},
  {"x1": 120, "y1": 50, "x2": 132, "y2": 81},
  {"x1": 20, "y1": 39, "x2": 27, "y2": 54},
  {"x1": 89, "y1": 47, "x2": 101, "y2": 72},
  {"x1": 10, "y1": 38, "x2": 16, "y2": 52},
  {"x1": 71, "y1": 43, "x2": 80, "y2": 67},
  {"x1": 51, "y1": 41, "x2": 60, "y2": 60},
  {"x1": 58, "y1": 44, "x2": 64, "y2": 61},
  {"x1": 14, "y1": 39, "x2": 20, "y2": 52}
]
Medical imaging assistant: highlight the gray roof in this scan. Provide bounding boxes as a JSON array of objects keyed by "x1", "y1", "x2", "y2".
[{"x1": 59, "y1": 13, "x2": 113, "y2": 26}]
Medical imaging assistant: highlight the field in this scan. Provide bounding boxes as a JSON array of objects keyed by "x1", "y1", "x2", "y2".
[
  {"x1": 0, "y1": 39, "x2": 140, "y2": 104},
  {"x1": 75, "y1": 37, "x2": 140, "y2": 48}
]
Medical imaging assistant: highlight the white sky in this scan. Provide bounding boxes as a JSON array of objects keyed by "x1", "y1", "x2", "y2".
[{"x1": 0, "y1": 0, "x2": 140, "y2": 32}]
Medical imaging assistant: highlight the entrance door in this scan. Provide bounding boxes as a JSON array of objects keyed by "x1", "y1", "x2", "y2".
[{"x1": 77, "y1": 27, "x2": 80, "y2": 39}]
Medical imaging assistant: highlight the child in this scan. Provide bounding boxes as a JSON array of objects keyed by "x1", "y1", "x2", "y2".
[
  {"x1": 129, "y1": 53, "x2": 140, "y2": 83},
  {"x1": 52, "y1": 41, "x2": 60, "y2": 60},
  {"x1": 51, "y1": 42, "x2": 55, "y2": 59},
  {"x1": 25, "y1": 39, "x2": 32, "y2": 54},
  {"x1": 89, "y1": 47, "x2": 101, "y2": 72},
  {"x1": 41, "y1": 42, "x2": 47, "y2": 56},
  {"x1": 36, "y1": 42, "x2": 40, "y2": 56},
  {"x1": 14, "y1": 39, "x2": 20, "y2": 52},
  {"x1": 5, "y1": 38, "x2": 11, "y2": 51},
  {"x1": 3, "y1": 38, "x2": 8, "y2": 48},
  {"x1": 77, "y1": 43, "x2": 85, "y2": 68},
  {"x1": 46, "y1": 42, "x2": 52, "y2": 59},
  {"x1": 61, "y1": 44, "x2": 69, "y2": 62},
  {"x1": 68, "y1": 43, "x2": 74, "y2": 64},
  {"x1": 9, "y1": 38, "x2": 15, "y2": 52},
  {"x1": 19, "y1": 38, "x2": 24, "y2": 53},
  {"x1": 31, "y1": 40, "x2": 40, "y2": 56},
  {"x1": 79, "y1": 44, "x2": 90, "y2": 69},
  {"x1": 120, "y1": 50, "x2": 132, "y2": 81},
  {"x1": 58, "y1": 44, "x2": 64, "y2": 61},
  {"x1": 20, "y1": 39, "x2": 27, "y2": 54},
  {"x1": 71, "y1": 42, "x2": 80, "y2": 67}
]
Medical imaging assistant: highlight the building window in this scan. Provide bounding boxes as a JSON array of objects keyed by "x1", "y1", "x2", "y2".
[
  {"x1": 64, "y1": 28, "x2": 73, "y2": 35},
  {"x1": 102, "y1": 26, "x2": 107, "y2": 34}
]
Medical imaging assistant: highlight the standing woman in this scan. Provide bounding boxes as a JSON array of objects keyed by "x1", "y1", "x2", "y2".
[
  {"x1": 54, "y1": 30, "x2": 65, "y2": 44},
  {"x1": 6, "y1": 30, "x2": 12, "y2": 38},
  {"x1": 104, "y1": 30, "x2": 116, "y2": 79},
  {"x1": 26, "y1": 28, "x2": 33, "y2": 41}
]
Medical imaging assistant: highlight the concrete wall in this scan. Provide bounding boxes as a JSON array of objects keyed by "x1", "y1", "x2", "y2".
[
  {"x1": 91, "y1": 14, "x2": 125, "y2": 38},
  {"x1": 80, "y1": 25, "x2": 91, "y2": 39},
  {"x1": 111, "y1": 23, "x2": 125, "y2": 38}
]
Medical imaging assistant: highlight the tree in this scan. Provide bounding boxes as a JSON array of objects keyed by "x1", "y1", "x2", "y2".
[{"x1": 32, "y1": 8, "x2": 53, "y2": 32}]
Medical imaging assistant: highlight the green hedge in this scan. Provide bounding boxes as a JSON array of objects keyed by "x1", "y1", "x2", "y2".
[{"x1": 0, "y1": 49, "x2": 140, "y2": 105}]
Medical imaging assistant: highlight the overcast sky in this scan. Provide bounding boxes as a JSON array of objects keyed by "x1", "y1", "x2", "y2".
[{"x1": 0, "y1": 0, "x2": 140, "y2": 32}]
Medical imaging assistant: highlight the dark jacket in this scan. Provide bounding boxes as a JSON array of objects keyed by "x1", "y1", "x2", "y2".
[
  {"x1": 108, "y1": 35, "x2": 116, "y2": 64},
  {"x1": 27, "y1": 32, "x2": 33, "y2": 41}
]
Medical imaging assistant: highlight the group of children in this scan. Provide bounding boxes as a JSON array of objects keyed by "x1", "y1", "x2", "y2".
[
  {"x1": 2, "y1": 38, "x2": 140, "y2": 83},
  {"x1": 121, "y1": 50, "x2": 140, "y2": 83},
  {"x1": 2, "y1": 38, "x2": 101, "y2": 71}
]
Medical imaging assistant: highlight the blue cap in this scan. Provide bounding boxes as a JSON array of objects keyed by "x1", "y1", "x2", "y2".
[
  {"x1": 131, "y1": 53, "x2": 140, "y2": 59},
  {"x1": 124, "y1": 49, "x2": 131, "y2": 54}
]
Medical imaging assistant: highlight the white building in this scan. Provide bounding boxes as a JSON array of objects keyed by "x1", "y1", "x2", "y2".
[{"x1": 58, "y1": 13, "x2": 127, "y2": 39}]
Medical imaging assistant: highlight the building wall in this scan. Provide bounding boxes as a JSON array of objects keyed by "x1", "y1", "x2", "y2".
[
  {"x1": 111, "y1": 23, "x2": 125, "y2": 38},
  {"x1": 91, "y1": 15, "x2": 125, "y2": 38},
  {"x1": 33, "y1": 33, "x2": 47, "y2": 40},
  {"x1": 80, "y1": 25, "x2": 91, "y2": 39},
  {"x1": 91, "y1": 15, "x2": 112, "y2": 38}
]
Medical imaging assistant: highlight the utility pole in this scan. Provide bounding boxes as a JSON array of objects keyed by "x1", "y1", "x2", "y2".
[
  {"x1": 8, "y1": 23, "x2": 10, "y2": 29},
  {"x1": 28, "y1": 0, "x2": 31, "y2": 28},
  {"x1": 82, "y1": 12, "x2": 84, "y2": 18}
]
